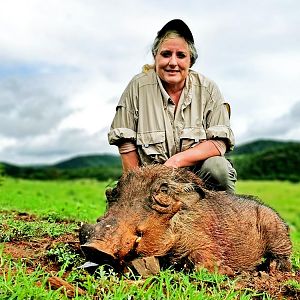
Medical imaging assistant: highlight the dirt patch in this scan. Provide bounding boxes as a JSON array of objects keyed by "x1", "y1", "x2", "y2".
[
  {"x1": 14, "y1": 211, "x2": 39, "y2": 222},
  {"x1": 3, "y1": 233, "x2": 81, "y2": 273},
  {"x1": 235, "y1": 270, "x2": 300, "y2": 299},
  {"x1": 2, "y1": 211, "x2": 81, "y2": 274},
  {"x1": 1, "y1": 212, "x2": 299, "y2": 299}
]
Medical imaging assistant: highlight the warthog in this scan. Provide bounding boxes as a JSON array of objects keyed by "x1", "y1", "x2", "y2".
[{"x1": 79, "y1": 165, "x2": 292, "y2": 275}]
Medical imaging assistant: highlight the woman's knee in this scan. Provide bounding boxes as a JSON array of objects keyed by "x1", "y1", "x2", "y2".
[{"x1": 199, "y1": 156, "x2": 237, "y2": 192}]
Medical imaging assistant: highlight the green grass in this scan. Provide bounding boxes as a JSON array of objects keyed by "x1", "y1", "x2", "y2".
[
  {"x1": 0, "y1": 250, "x2": 64, "y2": 300},
  {"x1": 0, "y1": 177, "x2": 299, "y2": 299},
  {"x1": 236, "y1": 180, "x2": 300, "y2": 224},
  {"x1": 0, "y1": 251, "x2": 272, "y2": 300},
  {"x1": 0, "y1": 177, "x2": 110, "y2": 222},
  {"x1": 46, "y1": 243, "x2": 84, "y2": 271},
  {"x1": 0, "y1": 212, "x2": 78, "y2": 242}
]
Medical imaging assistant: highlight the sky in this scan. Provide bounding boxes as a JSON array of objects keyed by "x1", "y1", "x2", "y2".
[{"x1": 0, "y1": 0, "x2": 300, "y2": 165}]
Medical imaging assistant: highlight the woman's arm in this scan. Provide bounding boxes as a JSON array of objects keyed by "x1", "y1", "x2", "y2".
[
  {"x1": 164, "y1": 140, "x2": 221, "y2": 168},
  {"x1": 120, "y1": 150, "x2": 140, "y2": 172},
  {"x1": 118, "y1": 141, "x2": 140, "y2": 172}
]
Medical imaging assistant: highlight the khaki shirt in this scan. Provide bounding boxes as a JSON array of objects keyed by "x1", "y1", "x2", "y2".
[{"x1": 108, "y1": 69, "x2": 235, "y2": 165}]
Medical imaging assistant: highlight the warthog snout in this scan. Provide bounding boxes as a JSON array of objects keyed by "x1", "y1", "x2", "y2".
[{"x1": 81, "y1": 241, "x2": 116, "y2": 265}]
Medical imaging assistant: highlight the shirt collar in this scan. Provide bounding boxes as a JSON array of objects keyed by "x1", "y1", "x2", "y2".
[
  {"x1": 156, "y1": 75, "x2": 170, "y2": 106},
  {"x1": 181, "y1": 74, "x2": 193, "y2": 109},
  {"x1": 156, "y1": 73, "x2": 191, "y2": 107}
]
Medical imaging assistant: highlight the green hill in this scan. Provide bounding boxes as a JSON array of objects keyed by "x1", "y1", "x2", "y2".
[
  {"x1": 0, "y1": 154, "x2": 122, "y2": 181},
  {"x1": 1, "y1": 140, "x2": 299, "y2": 181},
  {"x1": 230, "y1": 141, "x2": 300, "y2": 182},
  {"x1": 229, "y1": 139, "x2": 299, "y2": 156},
  {"x1": 53, "y1": 154, "x2": 121, "y2": 169}
]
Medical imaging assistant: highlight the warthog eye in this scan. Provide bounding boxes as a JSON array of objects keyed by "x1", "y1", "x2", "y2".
[{"x1": 159, "y1": 183, "x2": 168, "y2": 193}]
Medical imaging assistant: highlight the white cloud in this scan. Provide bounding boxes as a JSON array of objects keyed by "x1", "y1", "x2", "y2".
[
  {"x1": 58, "y1": 74, "x2": 123, "y2": 134},
  {"x1": 239, "y1": 100, "x2": 300, "y2": 142},
  {"x1": 0, "y1": 77, "x2": 73, "y2": 138},
  {"x1": 0, "y1": 127, "x2": 117, "y2": 165}
]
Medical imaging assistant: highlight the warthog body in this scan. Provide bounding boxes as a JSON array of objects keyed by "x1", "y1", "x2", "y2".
[{"x1": 80, "y1": 165, "x2": 292, "y2": 274}]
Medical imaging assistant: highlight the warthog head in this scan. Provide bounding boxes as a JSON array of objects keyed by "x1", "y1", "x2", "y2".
[{"x1": 80, "y1": 165, "x2": 205, "y2": 266}]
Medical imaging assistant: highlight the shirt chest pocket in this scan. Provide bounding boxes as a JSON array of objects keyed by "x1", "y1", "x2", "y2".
[
  {"x1": 180, "y1": 127, "x2": 207, "y2": 151},
  {"x1": 136, "y1": 131, "x2": 167, "y2": 164}
]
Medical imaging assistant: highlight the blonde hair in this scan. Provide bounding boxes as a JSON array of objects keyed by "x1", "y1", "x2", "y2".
[{"x1": 142, "y1": 64, "x2": 155, "y2": 73}]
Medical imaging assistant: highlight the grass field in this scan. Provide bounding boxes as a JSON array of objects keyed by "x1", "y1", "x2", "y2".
[
  {"x1": 0, "y1": 177, "x2": 109, "y2": 222},
  {"x1": 0, "y1": 177, "x2": 299, "y2": 299}
]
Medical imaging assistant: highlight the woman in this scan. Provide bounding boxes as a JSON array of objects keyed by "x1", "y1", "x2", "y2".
[{"x1": 108, "y1": 19, "x2": 237, "y2": 192}]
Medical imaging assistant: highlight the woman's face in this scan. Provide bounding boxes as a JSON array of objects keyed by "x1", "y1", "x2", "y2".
[{"x1": 155, "y1": 37, "x2": 191, "y2": 89}]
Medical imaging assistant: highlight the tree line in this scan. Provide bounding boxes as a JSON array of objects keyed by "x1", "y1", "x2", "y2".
[{"x1": 1, "y1": 140, "x2": 300, "y2": 182}]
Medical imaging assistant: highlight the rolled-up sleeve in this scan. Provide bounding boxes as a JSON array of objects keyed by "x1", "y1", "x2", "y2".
[
  {"x1": 204, "y1": 82, "x2": 235, "y2": 151},
  {"x1": 108, "y1": 80, "x2": 138, "y2": 145}
]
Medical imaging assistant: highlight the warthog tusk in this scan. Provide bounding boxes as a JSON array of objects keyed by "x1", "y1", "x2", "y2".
[{"x1": 77, "y1": 261, "x2": 99, "y2": 269}]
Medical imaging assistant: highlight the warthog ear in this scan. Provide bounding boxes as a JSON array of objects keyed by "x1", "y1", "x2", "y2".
[{"x1": 150, "y1": 181, "x2": 182, "y2": 216}]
